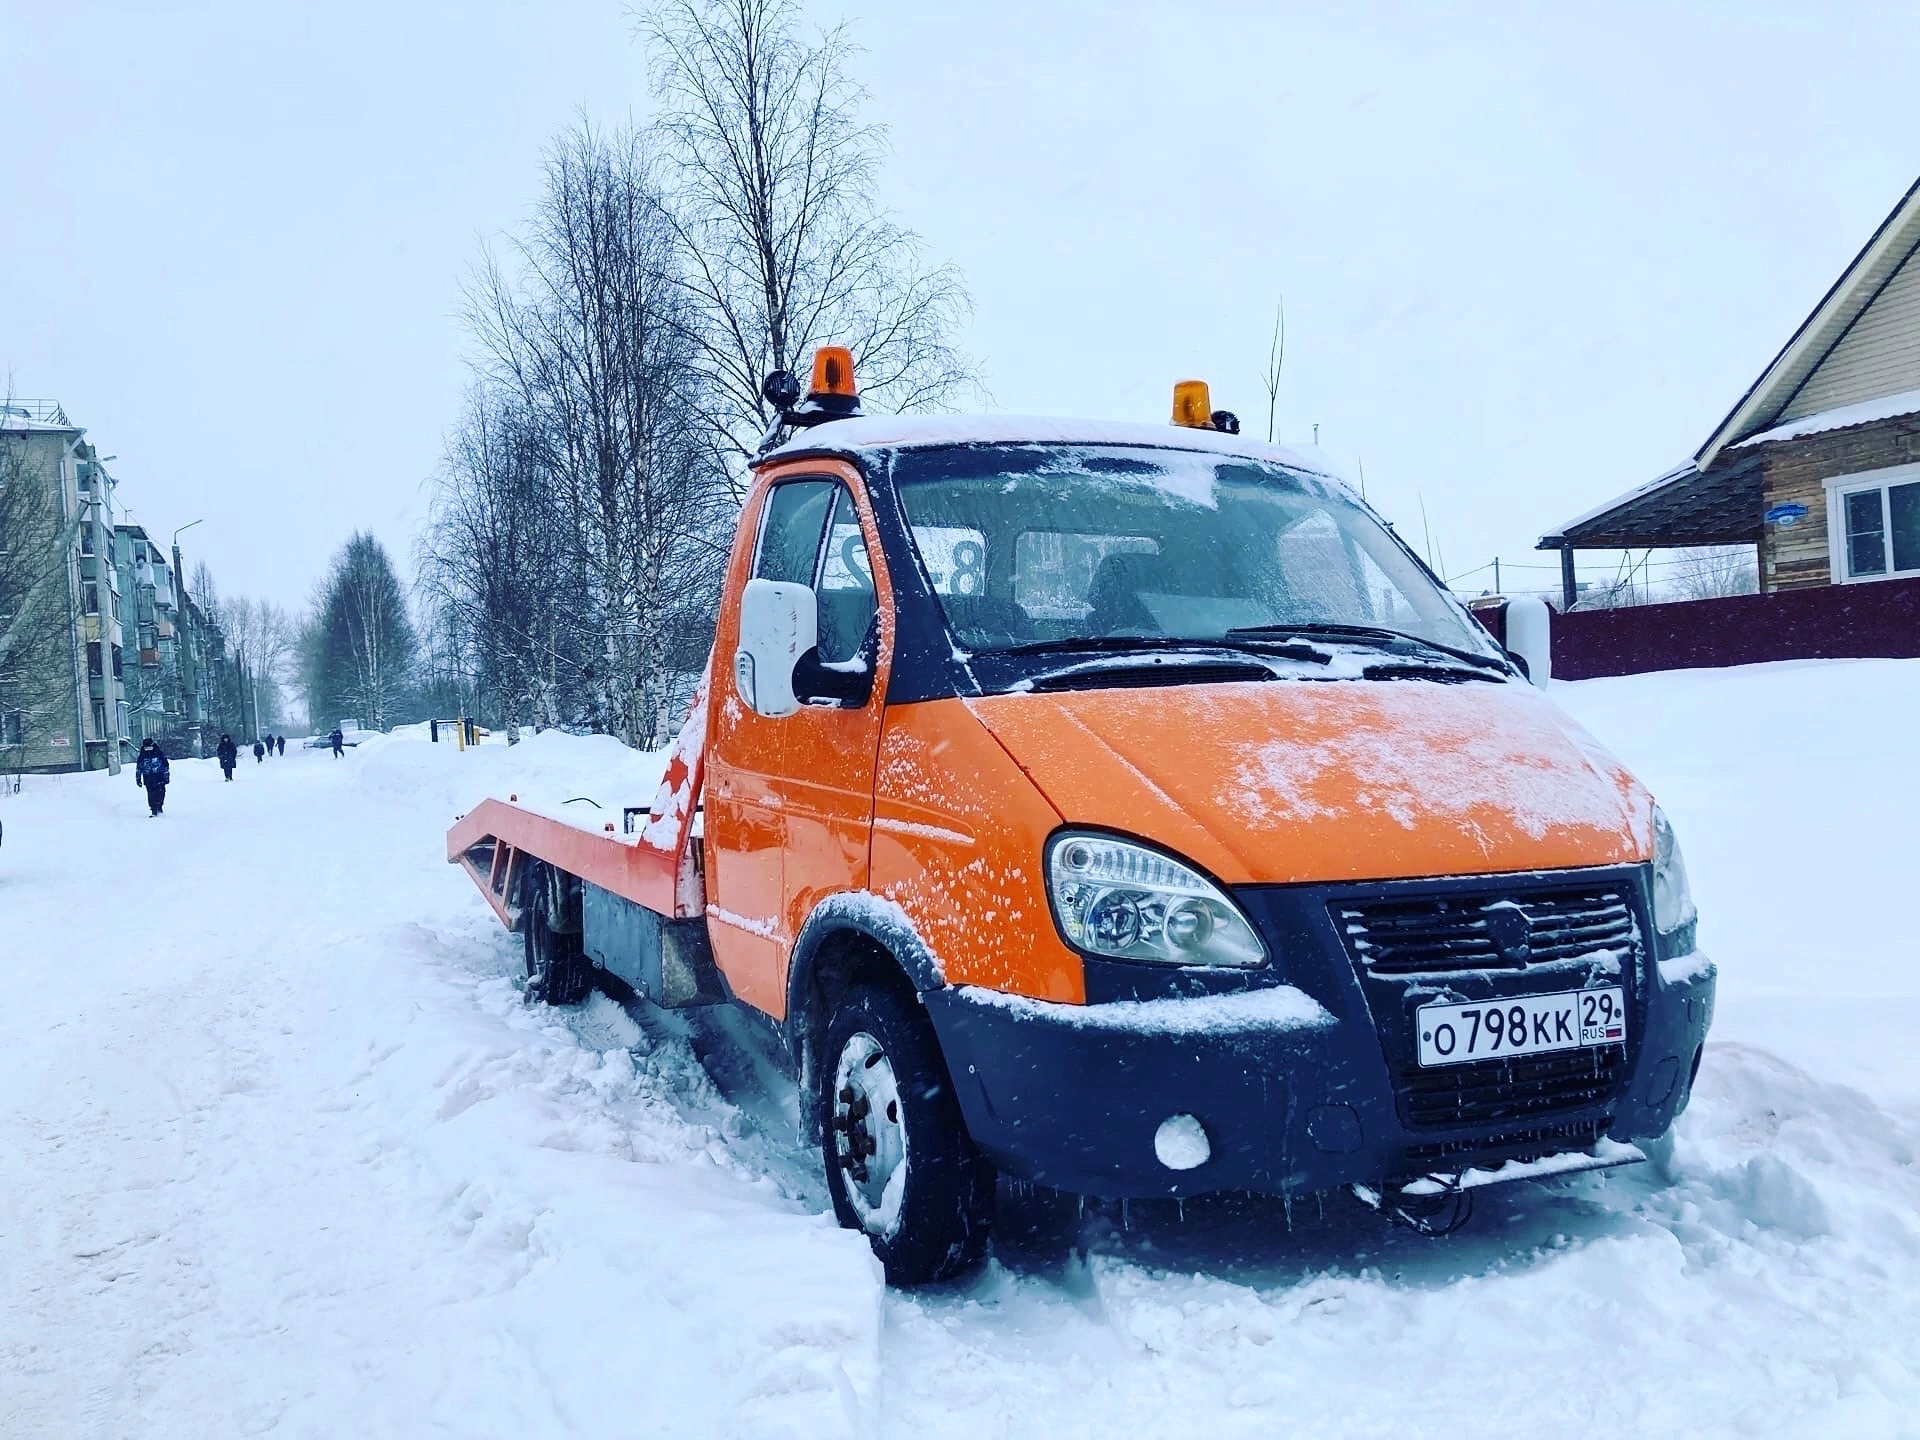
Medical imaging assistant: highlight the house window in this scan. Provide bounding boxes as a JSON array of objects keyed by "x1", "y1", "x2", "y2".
[
  {"x1": 1827, "y1": 467, "x2": 1920, "y2": 582},
  {"x1": 1, "y1": 711, "x2": 22, "y2": 746}
]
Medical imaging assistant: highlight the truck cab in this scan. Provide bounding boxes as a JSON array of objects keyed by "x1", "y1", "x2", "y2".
[{"x1": 457, "y1": 351, "x2": 1716, "y2": 1284}]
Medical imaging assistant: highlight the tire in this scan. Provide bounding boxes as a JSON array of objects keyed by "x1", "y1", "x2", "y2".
[
  {"x1": 523, "y1": 862, "x2": 593, "y2": 1006},
  {"x1": 819, "y1": 982, "x2": 995, "y2": 1285}
]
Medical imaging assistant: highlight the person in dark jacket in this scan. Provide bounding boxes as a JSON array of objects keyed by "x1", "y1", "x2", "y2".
[
  {"x1": 252, "y1": 739, "x2": 265, "y2": 763},
  {"x1": 135, "y1": 738, "x2": 171, "y2": 816},
  {"x1": 329, "y1": 727, "x2": 344, "y2": 757},
  {"x1": 217, "y1": 732, "x2": 238, "y2": 780},
  {"x1": 275, "y1": 735, "x2": 285, "y2": 757}
]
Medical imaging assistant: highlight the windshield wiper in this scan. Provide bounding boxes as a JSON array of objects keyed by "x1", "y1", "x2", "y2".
[
  {"x1": 992, "y1": 634, "x2": 1330, "y2": 665},
  {"x1": 1023, "y1": 652, "x2": 1281, "y2": 692},
  {"x1": 1356, "y1": 660, "x2": 1504, "y2": 685},
  {"x1": 1224, "y1": 622, "x2": 1511, "y2": 674}
]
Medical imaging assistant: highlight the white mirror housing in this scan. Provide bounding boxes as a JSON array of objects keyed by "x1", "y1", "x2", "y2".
[
  {"x1": 735, "y1": 578, "x2": 818, "y2": 717},
  {"x1": 1505, "y1": 593, "x2": 1552, "y2": 687}
]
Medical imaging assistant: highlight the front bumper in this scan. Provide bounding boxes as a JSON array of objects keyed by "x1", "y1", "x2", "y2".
[{"x1": 922, "y1": 866, "x2": 1715, "y2": 1200}]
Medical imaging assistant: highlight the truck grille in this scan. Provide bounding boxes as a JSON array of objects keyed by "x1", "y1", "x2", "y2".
[
  {"x1": 1397, "y1": 1046, "x2": 1626, "y2": 1130},
  {"x1": 1335, "y1": 886, "x2": 1637, "y2": 974}
]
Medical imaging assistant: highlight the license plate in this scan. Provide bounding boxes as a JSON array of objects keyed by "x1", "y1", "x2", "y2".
[{"x1": 1416, "y1": 987, "x2": 1625, "y2": 1067}]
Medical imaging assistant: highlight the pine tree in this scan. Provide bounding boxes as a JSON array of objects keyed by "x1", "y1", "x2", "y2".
[{"x1": 303, "y1": 533, "x2": 416, "y2": 730}]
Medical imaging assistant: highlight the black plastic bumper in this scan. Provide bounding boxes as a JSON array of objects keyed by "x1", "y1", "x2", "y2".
[{"x1": 921, "y1": 867, "x2": 1716, "y2": 1200}]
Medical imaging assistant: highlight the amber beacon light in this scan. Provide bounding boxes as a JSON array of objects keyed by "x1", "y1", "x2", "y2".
[
  {"x1": 811, "y1": 346, "x2": 858, "y2": 399},
  {"x1": 757, "y1": 344, "x2": 863, "y2": 440},
  {"x1": 1170, "y1": 378, "x2": 1240, "y2": 434},
  {"x1": 1173, "y1": 379, "x2": 1218, "y2": 429}
]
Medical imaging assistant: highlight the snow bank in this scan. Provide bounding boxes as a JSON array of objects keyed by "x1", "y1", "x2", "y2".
[
  {"x1": 1554, "y1": 657, "x2": 1920, "y2": 1104},
  {"x1": 352, "y1": 727, "x2": 671, "y2": 823}
]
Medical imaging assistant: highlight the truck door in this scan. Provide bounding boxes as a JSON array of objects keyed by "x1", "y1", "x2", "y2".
[
  {"x1": 775, "y1": 481, "x2": 888, "y2": 972},
  {"x1": 705, "y1": 473, "x2": 889, "y2": 1019}
]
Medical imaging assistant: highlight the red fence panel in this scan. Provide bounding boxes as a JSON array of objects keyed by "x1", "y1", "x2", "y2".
[{"x1": 1474, "y1": 577, "x2": 1920, "y2": 681}]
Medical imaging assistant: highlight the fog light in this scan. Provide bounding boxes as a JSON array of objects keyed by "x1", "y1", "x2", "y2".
[{"x1": 1154, "y1": 1113, "x2": 1210, "y2": 1171}]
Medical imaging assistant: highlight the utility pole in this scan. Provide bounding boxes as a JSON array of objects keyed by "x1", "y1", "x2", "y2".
[{"x1": 234, "y1": 651, "x2": 248, "y2": 741}]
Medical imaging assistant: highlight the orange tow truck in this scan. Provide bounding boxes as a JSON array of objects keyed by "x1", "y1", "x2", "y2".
[{"x1": 450, "y1": 349, "x2": 1715, "y2": 1283}]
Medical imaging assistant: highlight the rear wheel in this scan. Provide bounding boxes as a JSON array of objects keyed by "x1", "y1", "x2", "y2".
[
  {"x1": 819, "y1": 982, "x2": 994, "y2": 1285},
  {"x1": 523, "y1": 862, "x2": 593, "y2": 1006}
]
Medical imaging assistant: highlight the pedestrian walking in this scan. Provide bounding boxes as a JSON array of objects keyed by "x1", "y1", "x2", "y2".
[
  {"x1": 276, "y1": 735, "x2": 285, "y2": 757},
  {"x1": 329, "y1": 726, "x2": 344, "y2": 758},
  {"x1": 217, "y1": 732, "x2": 237, "y2": 781},
  {"x1": 134, "y1": 738, "x2": 171, "y2": 816},
  {"x1": 253, "y1": 739, "x2": 265, "y2": 764}
]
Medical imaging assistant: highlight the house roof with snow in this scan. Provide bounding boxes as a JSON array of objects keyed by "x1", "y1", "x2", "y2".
[
  {"x1": 0, "y1": 400, "x2": 81, "y2": 435},
  {"x1": 1542, "y1": 174, "x2": 1920, "y2": 557}
]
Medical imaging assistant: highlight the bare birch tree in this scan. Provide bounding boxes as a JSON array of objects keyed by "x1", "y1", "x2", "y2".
[
  {"x1": 0, "y1": 414, "x2": 79, "y2": 752},
  {"x1": 1669, "y1": 545, "x2": 1759, "y2": 600},
  {"x1": 459, "y1": 120, "x2": 727, "y2": 747},
  {"x1": 639, "y1": 0, "x2": 977, "y2": 472},
  {"x1": 418, "y1": 384, "x2": 585, "y2": 733}
]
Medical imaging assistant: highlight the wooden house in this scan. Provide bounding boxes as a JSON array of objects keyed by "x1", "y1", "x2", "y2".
[{"x1": 1541, "y1": 175, "x2": 1920, "y2": 603}]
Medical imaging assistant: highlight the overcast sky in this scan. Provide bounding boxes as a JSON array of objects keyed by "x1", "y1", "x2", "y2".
[{"x1": 6, "y1": 1, "x2": 1918, "y2": 611}]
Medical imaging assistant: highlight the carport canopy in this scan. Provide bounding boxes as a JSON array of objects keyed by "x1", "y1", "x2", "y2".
[
  {"x1": 1535, "y1": 457, "x2": 1762, "y2": 607},
  {"x1": 1538, "y1": 458, "x2": 1763, "y2": 552}
]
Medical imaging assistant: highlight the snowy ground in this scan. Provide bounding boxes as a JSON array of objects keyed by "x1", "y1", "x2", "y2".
[{"x1": 5, "y1": 661, "x2": 1920, "y2": 1438}]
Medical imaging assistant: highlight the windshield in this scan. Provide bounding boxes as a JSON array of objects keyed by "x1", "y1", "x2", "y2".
[{"x1": 889, "y1": 444, "x2": 1497, "y2": 668}]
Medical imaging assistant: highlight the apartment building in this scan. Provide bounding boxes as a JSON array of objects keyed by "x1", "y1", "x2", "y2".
[
  {"x1": 0, "y1": 401, "x2": 134, "y2": 772},
  {"x1": 113, "y1": 522, "x2": 201, "y2": 750}
]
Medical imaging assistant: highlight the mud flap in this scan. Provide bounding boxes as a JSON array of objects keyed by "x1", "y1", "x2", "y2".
[{"x1": 583, "y1": 881, "x2": 728, "y2": 1007}]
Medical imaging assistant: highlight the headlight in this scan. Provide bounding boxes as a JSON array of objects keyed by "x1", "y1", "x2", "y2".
[
  {"x1": 1652, "y1": 806, "x2": 1696, "y2": 945},
  {"x1": 1046, "y1": 832, "x2": 1267, "y2": 969}
]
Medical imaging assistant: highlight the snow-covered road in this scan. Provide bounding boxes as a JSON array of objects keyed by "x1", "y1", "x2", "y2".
[{"x1": 6, "y1": 661, "x2": 1920, "y2": 1438}]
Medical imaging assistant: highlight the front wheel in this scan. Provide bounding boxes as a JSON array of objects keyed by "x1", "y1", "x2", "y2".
[{"x1": 819, "y1": 983, "x2": 994, "y2": 1285}]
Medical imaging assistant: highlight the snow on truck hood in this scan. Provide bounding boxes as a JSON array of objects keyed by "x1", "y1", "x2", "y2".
[{"x1": 968, "y1": 678, "x2": 1653, "y2": 887}]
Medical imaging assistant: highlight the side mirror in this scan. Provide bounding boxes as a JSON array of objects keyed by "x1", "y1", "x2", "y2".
[
  {"x1": 1505, "y1": 594, "x2": 1552, "y2": 688},
  {"x1": 734, "y1": 578, "x2": 817, "y2": 718}
]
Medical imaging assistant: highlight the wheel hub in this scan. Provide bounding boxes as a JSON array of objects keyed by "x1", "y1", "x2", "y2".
[{"x1": 831, "y1": 1031, "x2": 907, "y2": 1237}]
